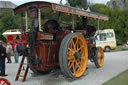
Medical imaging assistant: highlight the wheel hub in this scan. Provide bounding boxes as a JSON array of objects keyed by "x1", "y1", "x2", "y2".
[
  {"x1": 100, "y1": 56, "x2": 103, "y2": 59},
  {"x1": 74, "y1": 52, "x2": 81, "y2": 60}
]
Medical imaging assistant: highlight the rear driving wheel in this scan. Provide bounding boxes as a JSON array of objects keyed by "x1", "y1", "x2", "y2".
[
  {"x1": 94, "y1": 47, "x2": 104, "y2": 68},
  {"x1": 59, "y1": 33, "x2": 88, "y2": 79}
]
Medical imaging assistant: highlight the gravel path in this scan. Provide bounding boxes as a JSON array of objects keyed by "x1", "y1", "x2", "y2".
[{"x1": 1, "y1": 51, "x2": 128, "y2": 85}]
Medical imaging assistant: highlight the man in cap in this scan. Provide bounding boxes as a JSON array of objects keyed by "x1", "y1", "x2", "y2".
[{"x1": 0, "y1": 40, "x2": 8, "y2": 76}]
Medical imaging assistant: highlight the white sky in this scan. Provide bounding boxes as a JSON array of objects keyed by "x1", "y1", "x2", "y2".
[{"x1": 2, "y1": 0, "x2": 110, "y2": 5}]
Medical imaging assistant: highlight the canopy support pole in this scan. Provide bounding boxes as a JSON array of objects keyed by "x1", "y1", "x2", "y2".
[
  {"x1": 38, "y1": 8, "x2": 42, "y2": 31},
  {"x1": 25, "y1": 11, "x2": 28, "y2": 32}
]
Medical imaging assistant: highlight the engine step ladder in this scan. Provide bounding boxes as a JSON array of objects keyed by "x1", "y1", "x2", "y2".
[{"x1": 15, "y1": 56, "x2": 29, "y2": 82}]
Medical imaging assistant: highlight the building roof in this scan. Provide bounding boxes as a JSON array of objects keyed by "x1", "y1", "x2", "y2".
[
  {"x1": 0, "y1": 1, "x2": 17, "y2": 9},
  {"x1": 3, "y1": 29, "x2": 21, "y2": 36}
]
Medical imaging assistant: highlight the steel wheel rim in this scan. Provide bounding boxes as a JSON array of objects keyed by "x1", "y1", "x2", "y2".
[
  {"x1": 97, "y1": 48, "x2": 104, "y2": 67},
  {"x1": 67, "y1": 35, "x2": 88, "y2": 77}
]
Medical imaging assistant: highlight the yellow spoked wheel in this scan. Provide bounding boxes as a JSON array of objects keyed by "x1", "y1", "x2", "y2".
[
  {"x1": 94, "y1": 47, "x2": 104, "y2": 68},
  {"x1": 59, "y1": 33, "x2": 88, "y2": 79}
]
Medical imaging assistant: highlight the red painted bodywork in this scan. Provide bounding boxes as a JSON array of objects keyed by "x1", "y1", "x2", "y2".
[
  {"x1": 5, "y1": 34, "x2": 28, "y2": 49},
  {"x1": 30, "y1": 31, "x2": 70, "y2": 71}
]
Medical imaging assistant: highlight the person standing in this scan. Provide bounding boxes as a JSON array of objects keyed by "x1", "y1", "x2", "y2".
[
  {"x1": 14, "y1": 41, "x2": 20, "y2": 63},
  {"x1": 6, "y1": 42, "x2": 12, "y2": 63},
  {"x1": 0, "y1": 40, "x2": 8, "y2": 76}
]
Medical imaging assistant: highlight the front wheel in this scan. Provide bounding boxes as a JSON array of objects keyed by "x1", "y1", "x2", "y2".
[
  {"x1": 104, "y1": 46, "x2": 110, "y2": 52},
  {"x1": 59, "y1": 33, "x2": 88, "y2": 79},
  {"x1": 94, "y1": 47, "x2": 104, "y2": 68}
]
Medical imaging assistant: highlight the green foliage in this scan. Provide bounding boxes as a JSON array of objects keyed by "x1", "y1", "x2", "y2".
[
  {"x1": 89, "y1": 4, "x2": 128, "y2": 45},
  {"x1": 0, "y1": 9, "x2": 20, "y2": 41},
  {"x1": 67, "y1": 2, "x2": 128, "y2": 45},
  {"x1": 0, "y1": 3, "x2": 128, "y2": 45},
  {"x1": 68, "y1": 0, "x2": 82, "y2": 7}
]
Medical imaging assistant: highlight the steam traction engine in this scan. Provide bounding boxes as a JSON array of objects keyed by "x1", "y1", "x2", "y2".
[{"x1": 14, "y1": 1, "x2": 108, "y2": 81}]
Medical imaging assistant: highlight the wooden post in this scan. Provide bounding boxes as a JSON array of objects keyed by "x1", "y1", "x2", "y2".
[{"x1": 97, "y1": 19, "x2": 100, "y2": 30}]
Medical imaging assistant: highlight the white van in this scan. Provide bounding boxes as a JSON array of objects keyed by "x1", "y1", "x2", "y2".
[{"x1": 96, "y1": 29, "x2": 116, "y2": 52}]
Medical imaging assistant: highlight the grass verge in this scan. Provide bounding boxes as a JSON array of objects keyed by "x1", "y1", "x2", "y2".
[
  {"x1": 102, "y1": 69, "x2": 128, "y2": 85},
  {"x1": 111, "y1": 45, "x2": 123, "y2": 52}
]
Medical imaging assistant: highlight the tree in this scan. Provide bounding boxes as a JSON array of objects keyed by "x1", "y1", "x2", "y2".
[
  {"x1": 0, "y1": 10, "x2": 20, "y2": 41},
  {"x1": 89, "y1": 4, "x2": 128, "y2": 45},
  {"x1": 68, "y1": 0, "x2": 82, "y2": 7},
  {"x1": 68, "y1": 0, "x2": 88, "y2": 9}
]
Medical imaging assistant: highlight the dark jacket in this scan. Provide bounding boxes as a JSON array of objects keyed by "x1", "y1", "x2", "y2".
[
  {"x1": 17, "y1": 44, "x2": 20, "y2": 53},
  {"x1": 15, "y1": 44, "x2": 20, "y2": 54},
  {"x1": 0, "y1": 45, "x2": 6, "y2": 60}
]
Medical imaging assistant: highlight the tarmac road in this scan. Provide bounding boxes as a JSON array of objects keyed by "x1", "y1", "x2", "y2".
[{"x1": 2, "y1": 51, "x2": 128, "y2": 85}]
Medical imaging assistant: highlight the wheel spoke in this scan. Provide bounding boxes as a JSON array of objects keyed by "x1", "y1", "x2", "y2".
[
  {"x1": 98, "y1": 59, "x2": 101, "y2": 64},
  {"x1": 75, "y1": 42, "x2": 78, "y2": 50},
  {"x1": 69, "y1": 40, "x2": 72, "y2": 49},
  {"x1": 69, "y1": 60, "x2": 74, "y2": 69},
  {"x1": 72, "y1": 63, "x2": 75, "y2": 73},
  {"x1": 74, "y1": 37, "x2": 79, "y2": 49},
  {"x1": 68, "y1": 60, "x2": 71, "y2": 66},
  {"x1": 69, "y1": 43, "x2": 73, "y2": 49},
  {"x1": 75, "y1": 60, "x2": 82, "y2": 72},
  {"x1": 68, "y1": 48, "x2": 74, "y2": 53},
  {"x1": 97, "y1": 53, "x2": 101, "y2": 59},
  {"x1": 77, "y1": 45, "x2": 84, "y2": 52},
  {"x1": 68, "y1": 48, "x2": 75, "y2": 60},
  {"x1": 98, "y1": 52, "x2": 102, "y2": 64},
  {"x1": 70, "y1": 39, "x2": 75, "y2": 50},
  {"x1": 74, "y1": 60, "x2": 78, "y2": 70}
]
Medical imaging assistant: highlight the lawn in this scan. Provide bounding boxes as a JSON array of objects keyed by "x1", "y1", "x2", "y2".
[{"x1": 102, "y1": 70, "x2": 128, "y2": 85}]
